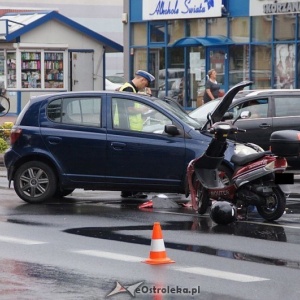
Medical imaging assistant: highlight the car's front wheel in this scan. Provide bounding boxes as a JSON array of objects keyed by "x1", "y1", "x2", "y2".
[{"x1": 14, "y1": 161, "x2": 57, "y2": 204}]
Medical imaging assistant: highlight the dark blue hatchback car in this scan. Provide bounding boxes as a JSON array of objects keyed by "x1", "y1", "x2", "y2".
[{"x1": 4, "y1": 82, "x2": 255, "y2": 203}]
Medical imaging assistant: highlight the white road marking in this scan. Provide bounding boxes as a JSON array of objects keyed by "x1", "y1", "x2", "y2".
[
  {"x1": 0, "y1": 235, "x2": 46, "y2": 245},
  {"x1": 72, "y1": 250, "x2": 269, "y2": 282},
  {"x1": 72, "y1": 250, "x2": 144, "y2": 262},
  {"x1": 175, "y1": 267, "x2": 269, "y2": 282}
]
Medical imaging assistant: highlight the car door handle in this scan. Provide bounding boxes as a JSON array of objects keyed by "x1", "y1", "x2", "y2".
[
  {"x1": 111, "y1": 142, "x2": 126, "y2": 150},
  {"x1": 259, "y1": 123, "x2": 271, "y2": 129},
  {"x1": 46, "y1": 137, "x2": 62, "y2": 145}
]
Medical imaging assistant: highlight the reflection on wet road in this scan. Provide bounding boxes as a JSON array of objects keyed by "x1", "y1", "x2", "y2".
[{"x1": 64, "y1": 211, "x2": 300, "y2": 271}]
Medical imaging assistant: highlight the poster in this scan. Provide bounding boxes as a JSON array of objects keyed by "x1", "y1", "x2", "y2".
[{"x1": 276, "y1": 44, "x2": 295, "y2": 89}]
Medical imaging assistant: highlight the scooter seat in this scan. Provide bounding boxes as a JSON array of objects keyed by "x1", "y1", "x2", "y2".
[{"x1": 231, "y1": 151, "x2": 272, "y2": 166}]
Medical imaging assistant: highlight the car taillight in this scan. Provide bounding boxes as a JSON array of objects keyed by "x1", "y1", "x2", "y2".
[{"x1": 10, "y1": 128, "x2": 22, "y2": 145}]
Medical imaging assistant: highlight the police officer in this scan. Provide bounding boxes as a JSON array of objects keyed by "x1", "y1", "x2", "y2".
[
  {"x1": 118, "y1": 70, "x2": 155, "y2": 199},
  {"x1": 119, "y1": 70, "x2": 155, "y2": 95}
]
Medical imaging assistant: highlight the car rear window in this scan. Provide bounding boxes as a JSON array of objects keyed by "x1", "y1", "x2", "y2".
[{"x1": 47, "y1": 97, "x2": 101, "y2": 127}]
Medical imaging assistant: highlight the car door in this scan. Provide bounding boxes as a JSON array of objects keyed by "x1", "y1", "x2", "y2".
[
  {"x1": 40, "y1": 95, "x2": 107, "y2": 182},
  {"x1": 106, "y1": 95, "x2": 187, "y2": 189},
  {"x1": 228, "y1": 97, "x2": 272, "y2": 150},
  {"x1": 272, "y1": 95, "x2": 300, "y2": 132}
]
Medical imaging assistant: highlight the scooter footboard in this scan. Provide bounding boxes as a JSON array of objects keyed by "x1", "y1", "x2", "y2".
[
  {"x1": 195, "y1": 168, "x2": 223, "y2": 189},
  {"x1": 194, "y1": 154, "x2": 224, "y2": 169}
]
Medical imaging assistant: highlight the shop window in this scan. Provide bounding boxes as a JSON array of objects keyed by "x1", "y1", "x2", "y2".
[
  {"x1": 275, "y1": 14, "x2": 295, "y2": 41},
  {"x1": 133, "y1": 49, "x2": 147, "y2": 73},
  {"x1": 251, "y1": 16, "x2": 272, "y2": 42},
  {"x1": 132, "y1": 23, "x2": 147, "y2": 46},
  {"x1": 229, "y1": 45, "x2": 250, "y2": 88},
  {"x1": 275, "y1": 44, "x2": 295, "y2": 89},
  {"x1": 0, "y1": 52, "x2": 4, "y2": 88},
  {"x1": 21, "y1": 51, "x2": 41, "y2": 88},
  {"x1": 188, "y1": 19, "x2": 205, "y2": 37},
  {"x1": 298, "y1": 44, "x2": 300, "y2": 89},
  {"x1": 230, "y1": 17, "x2": 249, "y2": 43},
  {"x1": 207, "y1": 18, "x2": 227, "y2": 36},
  {"x1": 7, "y1": 52, "x2": 16, "y2": 88},
  {"x1": 44, "y1": 52, "x2": 64, "y2": 89},
  {"x1": 251, "y1": 45, "x2": 271, "y2": 89},
  {"x1": 150, "y1": 22, "x2": 165, "y2": 43},
  {"x1": 167, "y1": 20, "x2": 185, "y2": 44}
]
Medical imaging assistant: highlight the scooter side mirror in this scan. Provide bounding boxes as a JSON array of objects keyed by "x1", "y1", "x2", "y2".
[{"x1": 165, "y1": 124, "x2": 180, "y2": 136}]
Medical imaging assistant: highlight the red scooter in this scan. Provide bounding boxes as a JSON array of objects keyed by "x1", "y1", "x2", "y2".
[
  {"x1": 186, "y1": 81, "x2": 296, "y2": 221},
  {"x1": 187, "y1": 117, "x2": 290, "y2": 221}
]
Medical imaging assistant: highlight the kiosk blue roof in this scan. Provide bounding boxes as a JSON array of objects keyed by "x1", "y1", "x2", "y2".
[{"x1": 0, "y1": 10, "x2": 123, "y2": 52}]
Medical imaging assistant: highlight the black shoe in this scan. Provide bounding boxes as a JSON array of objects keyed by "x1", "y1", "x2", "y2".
[
  {"x1": 121, "y1": 191, "x2": 147, "y2": 199},
  {"x1": 121, "y1": 191, "x2": 133, "y2": 198},
  {"x1": 133, "y1": 192, "x2": 148, "y2": 199}
]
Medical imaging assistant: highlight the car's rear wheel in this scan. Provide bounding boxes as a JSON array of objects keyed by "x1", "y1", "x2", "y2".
[{"x1": 14, "y1": 161, "x2": 57, "y2": 204}]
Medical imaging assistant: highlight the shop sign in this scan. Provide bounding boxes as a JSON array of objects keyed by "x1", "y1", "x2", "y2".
[
  {"x1": 142, "y1": 0, "x2": 222, "y2": 21},
  {"x1": 250, "y1": 0, "x2": 300, "y2": 16}
]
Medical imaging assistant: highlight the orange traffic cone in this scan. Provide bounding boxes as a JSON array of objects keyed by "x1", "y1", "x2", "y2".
[{"x1": 143, "y1": 222, "x2": 175, "y2": 265}]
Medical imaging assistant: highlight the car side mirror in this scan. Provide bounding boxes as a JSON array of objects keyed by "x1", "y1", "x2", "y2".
[
  {"x1": 240, "y1": 110, "x2": 251, "y2": 119},
  {"x1": 233, "y1": 110, "x2": 251, "y2": 124},
  {"x1": 165, "y1": 124, "x2": 180, "y2": 136}
]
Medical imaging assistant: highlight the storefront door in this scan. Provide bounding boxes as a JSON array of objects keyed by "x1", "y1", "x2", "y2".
[
  {"x1": 207, "y1": 47, "x2": 228, "y2": 93},
  {"x1": 70, "y1": 51, "x2": 94, "y2": 91}
]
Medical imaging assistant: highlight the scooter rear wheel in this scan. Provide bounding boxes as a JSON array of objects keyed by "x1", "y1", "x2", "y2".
[{"x1": 256, "y1": 187, "x2": 286, "y2": 221}]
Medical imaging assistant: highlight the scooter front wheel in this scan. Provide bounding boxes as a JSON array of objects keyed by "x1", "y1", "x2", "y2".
[{"x1": 256, "y1": 187, "x2": 286, "y2": 221}]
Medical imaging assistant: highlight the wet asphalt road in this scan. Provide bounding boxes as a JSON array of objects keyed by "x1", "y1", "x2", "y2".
[{"x1": 1, "y1": 169, "x2": 300, "y2": 299}]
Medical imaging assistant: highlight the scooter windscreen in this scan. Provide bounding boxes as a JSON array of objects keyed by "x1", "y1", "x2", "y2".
[{"x1": 202, "y1": 80, "x2": 253, "y2": 130}]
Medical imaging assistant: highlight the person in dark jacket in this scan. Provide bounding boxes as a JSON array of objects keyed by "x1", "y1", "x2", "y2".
[{"x1": 203, "y1": 69, "x2": 221, "y2": 104}]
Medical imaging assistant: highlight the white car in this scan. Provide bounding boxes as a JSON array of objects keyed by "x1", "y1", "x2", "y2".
[{"x1": 105, "y1": 78, "x2": 122, "y2": 91}]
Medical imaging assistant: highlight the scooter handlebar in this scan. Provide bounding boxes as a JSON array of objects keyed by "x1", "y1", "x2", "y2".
[
  {"x1": 208, "y1": 124, "x2": 246, "y2": 135},
  {"x1": 237, "y1": 128, "x2": 246, "y2": 133}
]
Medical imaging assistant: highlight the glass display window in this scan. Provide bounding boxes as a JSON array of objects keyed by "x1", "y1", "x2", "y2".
[
  {"x1": 230, "y1": 17, "x2": 249, "y2": 43},
  {"x1": 0, "y1": 51, "x2": 4, "y2": 88},
  {"x1": 275, "y1": 14, "x2": 295, "y2": 41},
  {"x1": 150, "y1": 22, "x2": 165, "y2": 43},
  {"x1": 207, "y1": 17, "x2": 227, "y2": 36},
  {"x1": 44, "y1": 52, "x2": 64, "y2": 89},
  {"x1": 188, "y1": 19, "x2": 206, "y2": 37},
  {"x1": 167, "y1": 20, "x2": 185, "y2": 45},
  {"x1": 7, "y1": 52, "x2": 17, "y2": 88},
  {"x1": 251, "y1": 45, "x2": 271, "y2": 89},
  {"x1": 21, "y1": 51, "x2": 41, "y2": 88},
  {"x1": 251, "y1": 16, "x2": 272, "y2": 42},
  {"x1": 132, "y1": 23, "x2": 147, "y2": 46}
]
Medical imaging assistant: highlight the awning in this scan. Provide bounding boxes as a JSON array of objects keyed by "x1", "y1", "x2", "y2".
[{"x1": 172, "y1": 35, "x2": 234, "y2": 47}]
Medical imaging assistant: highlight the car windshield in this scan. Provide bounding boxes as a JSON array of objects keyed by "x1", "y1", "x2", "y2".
[
  {"x1": 188, "y1": 99, "x2": 221, "y2": 124},
  {"x1": 153, "y1": 98, "x2": 202, "y2": 128}
]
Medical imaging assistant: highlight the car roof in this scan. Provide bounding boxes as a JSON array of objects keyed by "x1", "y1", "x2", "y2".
[{"x1": 242, "y1": 89, "x2": 300, "y2": 97}]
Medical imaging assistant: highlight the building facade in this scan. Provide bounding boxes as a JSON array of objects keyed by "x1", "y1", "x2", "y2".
[
  {"x1": 0, "y1": 10, "x2": 122, "y2": 114},
  {"x1": 123, "y1": 0, "x2": 300, "y2": 108},
  {"x1": 0, "y1": 0, "x2": 124, "y2": 76}
]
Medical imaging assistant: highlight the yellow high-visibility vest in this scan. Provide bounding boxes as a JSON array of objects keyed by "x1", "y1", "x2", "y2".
[{"x1": 114, "y1": 82, "x2": 143, "y2": 131}]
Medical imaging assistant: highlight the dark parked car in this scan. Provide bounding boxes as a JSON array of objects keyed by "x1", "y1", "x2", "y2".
[
  {"x1": 4, "y1": 82, "x2": 255, "y2": 203},
  {"x1": 189, "y1": 89, "x2": 300, "y2": 154}
]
